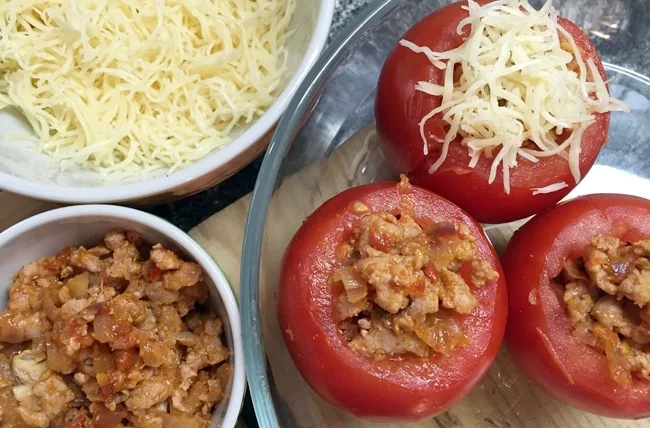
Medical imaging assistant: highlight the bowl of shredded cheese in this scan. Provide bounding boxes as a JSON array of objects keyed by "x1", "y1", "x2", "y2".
[{"x1": 0, "y1": 0, "x2": 335, "y2": 203}]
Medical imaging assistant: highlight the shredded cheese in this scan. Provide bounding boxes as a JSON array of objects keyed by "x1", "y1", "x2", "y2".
[
  {"x1": 532, "y1": 181, "x2": 568, "y2": 195},
  {"x1": 399, "y1": 0, "x2": 629, "y2": 194},
  {"x1": 0, "y1": 0, "x2": 295, "y2": 178}
]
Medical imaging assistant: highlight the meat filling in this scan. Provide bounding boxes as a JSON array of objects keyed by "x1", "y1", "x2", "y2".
[
  {"x1": 331, "y1": 211, "x2": 499, "y2": 359},
  {"x1": 559, "y1": 235, "x2": 650, "y2": 385},
  {"x1": 0, "y1": 231, "x2": 231, "y2": 428}
]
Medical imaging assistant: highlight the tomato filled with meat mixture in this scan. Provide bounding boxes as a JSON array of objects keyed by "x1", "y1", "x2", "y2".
[
  {"x1": 503, "y1": 194, "x2": 650, "y2": 418},
  {"x1": 278, "y1": 177, "x2": 507, "y2": 421}
]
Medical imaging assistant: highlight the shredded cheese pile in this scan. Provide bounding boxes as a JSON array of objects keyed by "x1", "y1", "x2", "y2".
[
  {"x1": 0, "y1": 0, "x2": 295, "y2": 177},
  {"x1": 400, "y1": 0, "x2": 629, "y2": 194}
]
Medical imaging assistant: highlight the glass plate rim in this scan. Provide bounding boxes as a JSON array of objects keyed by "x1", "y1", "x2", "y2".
[{"x1": 240, "y1": 0, "x2": 399, "y2": 426}]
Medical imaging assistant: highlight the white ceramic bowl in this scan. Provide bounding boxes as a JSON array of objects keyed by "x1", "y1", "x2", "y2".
[
  {"x1": 0, "y1": 205, "x2": 245, "y2": 428},
  {"x1": 0, "y1": 0, "x2": 335, "y2": 204}
]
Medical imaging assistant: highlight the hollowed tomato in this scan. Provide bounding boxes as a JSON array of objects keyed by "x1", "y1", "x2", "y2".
[
  {"x1": 278, "y1": 180, "x2": 507, "y2": 421},
  {"x1": 503, "y1": 193, "x2": 650, "y2": 418},
  {"x1": 375, "y1": 1, "x2": 610, "y2": 224}
]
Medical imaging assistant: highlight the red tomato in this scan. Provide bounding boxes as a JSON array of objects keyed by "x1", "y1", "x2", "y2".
[
  {"x1": 503, "y1": 194, "x2": 650, "y2": 418},
  {"x1": 375, "y1": 1, "x2": 610, "y2": 224},
  {"x1": 278, "y1": 180, "x2": 507, "y2": 421}
]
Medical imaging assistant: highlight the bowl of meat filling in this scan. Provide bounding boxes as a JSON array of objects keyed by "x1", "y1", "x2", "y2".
[{"x1": 0, "y1": 206, "x2": 245, "y2": 428}]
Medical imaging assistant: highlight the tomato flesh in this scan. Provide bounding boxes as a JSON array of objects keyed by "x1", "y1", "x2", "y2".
[
  {"x1": 502, "y1": 194, "x2": 650, "y2": 418},
  {"x1": 278, "y1": 181, "x2": 507, "y2": 421},
  {"x1": 375, "y1": 1, "x2": 610, "y2": 224}
]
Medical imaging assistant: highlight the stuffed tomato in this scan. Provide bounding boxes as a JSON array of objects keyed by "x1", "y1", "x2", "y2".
[
  {"x1": 375, "y1": 0, "x2": 628, "y2": 224},
  {"x1": 278, "y1": 177, "x2": 507, "y2": 421},
  {"x1": 503, "y1": 194, "x2": 650, "y2": 418}
]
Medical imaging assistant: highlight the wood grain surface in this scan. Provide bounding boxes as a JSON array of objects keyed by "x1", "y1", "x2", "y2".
[
  {"x1": 0, "y1": 191, "x2": 59, "y2": 232},
  {"x1": 3, "y1": 125, "x2": 650, "y2": 427}
]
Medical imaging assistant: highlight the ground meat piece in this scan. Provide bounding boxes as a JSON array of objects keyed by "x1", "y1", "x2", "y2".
[
  {"x1": 145, "y1": 281, "x2": 179, "y2": 305},
  {"x1": 618, "y1": 268, "x2": 650, "y2": 306},
  {"x1": 136, "y1": 307, "x2": 157, "y2": 331},
  {"x1": 157, "y1": 306, "x2": 185, "y2": 334},
  {"x1": 110, "y1": 293, "x2": 147, "y2": 324},
  {"x1": 105, "y1": 233, "x2": 142, "y2": 280},
  {"x1": 163, "y1": 263, "x2": 203, "y2": 291},
  {"x1": 438, "y1": 268, "x2": 478, "y2": 315},
  {"x1": 633, "y1": 240, "x2": 650, "y2": 256},
  {"x1": 355, "y1": 256, "x2": 410, "y2": 314},
  {"x1": 124, "y1": 278, "x2": 147, "y2": 299},
  {"x1": 0, "y1": 382, "x2": 28, "y2": 428},
  {"x1": 57, "y1": 298, "x2": 91, "y2": 319},
  {"x1": 8, "y1": 277, "x2": 42, "y2": 313},
  {"x1": 178, "y1": 316, "x2": 229, "y2": 390},
  {"x1": 175, "y1": 283, "x2": 209, "y2": 317},
  {"x1": 632, "y1": 324, "x2": 650, "y2": 345},
  {"x1": 0, "y1": 311, "x2": 51, "y2": 343},
  {"x1": 104, "y1": 230, "x2": 126, "y2": 251},
  {"x1": 405, "y1": 282, "x2": 440, "y2": 322},
  {"x1": 590, "y1": 296, "x2": 636, "y2": 337},
  {"x1": 70, "y1": 248, "x2": 102, "y2": 273},
  {"x1": 126, "y1": 366, "x2": 177, "y2": 411},
  {"x1": 471, "y1": 260, "x2": 499, "y2": 287},
  {"x1": 584, "y1": 235, "x2": 632, "y2": 295},
  {"x1": 15, "y1": 374, "x2": 75, "y2": 428},
  {"x1": 563, "y1": 282, "x2": 595, "y2": 327},
  {"x1": 128, "y1": 410, "x2": 165, "y2": 428},
  {"x1": 356, "y1": 213, "x2": 423, "y2": 256},
  {"x1": 628, "y1": 348, "x2": 650, "y2": 378},
  {"x1": 173, "y1": 370, "x2": 224, "y2": 414},
  {"x1": 139, "y1": 337, "x2": 179, "y2": 369},
  {"x1": 52, "y1": 316, "x2": 94, "y2": 356},
  {"x1": 15, "y1": 256, "x2": 66, "y2": 285},
  {"x1": 87, "y1": 245, "x2": 112, "y2": 258},
  {"x1": 108, "y1": 249, "x2": 142, "y2": 280},
  {"x1": 150, "y1": 244, "x2": 183, "y2": 270},
  {"x1": 349, "y1": 325, "x2": 429, "y2": 358}
]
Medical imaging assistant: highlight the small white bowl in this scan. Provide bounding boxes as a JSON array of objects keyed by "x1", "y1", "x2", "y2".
[
  {"x1": 0, "y1": 205, "x2": 245, "y2": 428},
  {"x1": 0, "y1": 0, "x2": 335, "y2": 204}
]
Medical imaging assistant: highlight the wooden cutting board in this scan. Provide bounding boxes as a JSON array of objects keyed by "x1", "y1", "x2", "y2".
[{"x1": 3, "y1": 125, "x2": 650, "y2": 428}]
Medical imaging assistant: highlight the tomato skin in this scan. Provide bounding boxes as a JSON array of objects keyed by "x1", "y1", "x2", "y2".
[
  {"x1": 503, "y1": 194, "x2": 650, "y2": 418},
  {"x1": 375, "y1": 0, "x2": 610, "y2": 224},
  {"x1": 278, "y1": 181, "x2": 507, "y2": 421}
]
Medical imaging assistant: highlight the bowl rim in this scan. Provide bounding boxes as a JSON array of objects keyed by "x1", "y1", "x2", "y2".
[
  {"x1": 240, "y1": 0, "x2": 402, "y2": 426},
  {"x1": 0, "y1": 0, "x2": 336, "y2": 204},
  {"x1": 0, "y1": 205, "x2": 246, "y2": 428}
]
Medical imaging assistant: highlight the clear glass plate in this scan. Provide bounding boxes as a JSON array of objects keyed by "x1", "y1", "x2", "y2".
[{"x1": 241, "y1": 0, "x2": 650, "y2": 426}]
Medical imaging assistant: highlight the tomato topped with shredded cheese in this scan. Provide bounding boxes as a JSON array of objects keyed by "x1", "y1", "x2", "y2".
[{"x1": 399, "y1": 0, "x2": 629, "y2": 194}]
